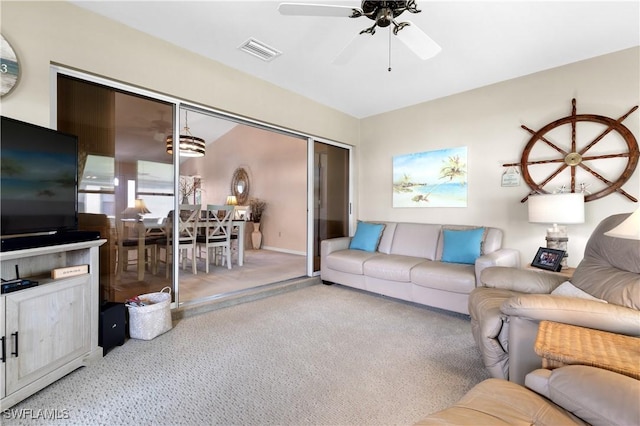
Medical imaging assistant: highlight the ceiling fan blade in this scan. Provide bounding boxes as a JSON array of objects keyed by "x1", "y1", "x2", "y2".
[
  {"x1": 278, "y1": 3, "x2": 360, "y2": 18},
  {"x1": 332, "y1": 33, "x2": 371, "y2": 65},
  {"x1": 395, "y1": 21, "x2": 441, "y2": 60}
]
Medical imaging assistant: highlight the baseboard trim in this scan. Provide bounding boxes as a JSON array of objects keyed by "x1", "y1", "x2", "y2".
[
  {"x1": 260, "y1": 246, "x2": 306, "y2": 256},
  {"x1": 172, "y1": 276, "x2": 320, "y2": 320}
]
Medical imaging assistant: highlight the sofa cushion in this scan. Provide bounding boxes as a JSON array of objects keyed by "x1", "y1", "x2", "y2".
[
  {"x1": 325, "y1": 250, "x2": 381, "y2": 275},
  {"x1": 525, "y1": 366, "x2": 640, "y2": 426},
  {"x1": 363, "y1": 255, "x2": 425, "y2": 282},
  {"x1": 389, "y1": 223, "x2": 441, "y2": 259},
  {"x1": 377, "y1": 222, "x2": 397, "y2": 254},
  {"x1": 411, "y1": 261, "x2": 476, "y2": 294},
  {"x1": 550, "y1": 281, "x2": 607, "y2": 303},
  {"x1": 441, "y1": 227, "x2": 485, "y2": 264},
  {"x1": 349, "y1": 221, "x2": 385, "y2": 252}
]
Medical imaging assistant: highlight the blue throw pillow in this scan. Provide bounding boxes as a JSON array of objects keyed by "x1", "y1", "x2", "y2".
[
  {"x1": 441, "y1": 228, "x2": 485, "y2": 264},
  {"x1": 349, "y1": 221, "x2": 385, "y2": 252}
]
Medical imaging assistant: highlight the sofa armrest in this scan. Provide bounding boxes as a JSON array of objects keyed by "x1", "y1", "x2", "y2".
[
  {"x1": 480, "y1": 266, "x2": 566, "y2": 293},
  {"x1": 321, "y1": 237, "x2": 351, "y2": 258},
  {"x1": 475, "y1": 249, "x2": 521, "y2": 285},
  {"x1": 501, "y1": 294, "x2": 640, "y2": 336}
]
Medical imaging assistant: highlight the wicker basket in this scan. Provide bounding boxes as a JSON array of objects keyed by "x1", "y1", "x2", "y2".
[
  {"x1": 127, "y1": 287, "x2": 172, "y2": 340},
  {"x1": 535, "y1": 320, "x2": 640, "y2": 380}
]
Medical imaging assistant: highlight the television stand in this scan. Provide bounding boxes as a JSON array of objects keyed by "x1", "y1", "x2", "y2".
[
  {"x1": 0, "y1": 239, "x2": 105, "y2": 410},
  {"x1": 0, "y1": 230, "x2": 100, "y2": 252}
]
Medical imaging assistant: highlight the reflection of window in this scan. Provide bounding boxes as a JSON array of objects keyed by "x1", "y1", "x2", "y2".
[
  {"x1": 80, "y1": 155, "x2": 115, "y2": 191},
  {"x1": 137, "y1": 161, "x2": 173, "y2": 193},
  {"x1": 79, "y1": 155, "x2": 115, "y2": 215},
  {"x1": 137, "y1": 160, "x2": 174, "y2": 219},
  {"x1": 78, "y1": 193, "x2": 115, "y2": 216}
]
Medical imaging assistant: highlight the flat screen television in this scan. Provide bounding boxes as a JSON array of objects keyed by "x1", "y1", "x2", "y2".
[{"x1": 1, "y1": 116, "x2": 79, "y2": 238}]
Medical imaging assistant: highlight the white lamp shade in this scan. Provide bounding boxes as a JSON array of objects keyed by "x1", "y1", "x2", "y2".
[
  {"x1": 122, "y1": 198, "x2": 151, "y2": 218},
  {"x1": 604, "y1": 208, "x2": 640, "y2": 240},
  {"x1": 528, "y1": 193, "x2": 585, "y2": 224},
  {"x1": 134, "y1": 198, "x2": 151, "y2": 214}
]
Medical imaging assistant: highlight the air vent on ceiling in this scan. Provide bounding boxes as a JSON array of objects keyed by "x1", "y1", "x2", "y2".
[{"x1": 239, "y1": 38, "x2": 281, "y2": 62}]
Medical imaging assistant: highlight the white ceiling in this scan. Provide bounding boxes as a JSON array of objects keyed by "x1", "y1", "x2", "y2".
[{"x1": 71, "y1": 1, "x2": 639, "y2": 119}]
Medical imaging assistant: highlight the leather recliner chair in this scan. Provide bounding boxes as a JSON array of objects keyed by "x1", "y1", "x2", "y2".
[
  {"x1": 416, "y1": 364, "x2": 640, "y2": 426},
  {"x1": 468, "y1": 213, "x2": 640, "y2": 384}
]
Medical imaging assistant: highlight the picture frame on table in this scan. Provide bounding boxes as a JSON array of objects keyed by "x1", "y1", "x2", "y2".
[{"x1": 531, "y1": 247, "x2": 565, "y2": 272}]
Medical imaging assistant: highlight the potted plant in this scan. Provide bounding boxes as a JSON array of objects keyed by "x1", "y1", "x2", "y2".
[
  {"x1": 249, "y1": 198, "x2": 266, "y2": 249},
  {"x1": 249, "y1": 198, "x2": 266, "y2": 223},
  {"x1": 179, "y1": 176, "x2": 199, "y2": 204}
]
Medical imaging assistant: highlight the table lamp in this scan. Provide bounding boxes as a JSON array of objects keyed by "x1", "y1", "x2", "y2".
[
  {"x1": 226, "y1": 195, "x2": 238, "y2": 206},
  {"x1": 122, "y1": 198, "x2": 151, "y2": 220},
  {"x1": 528, "y1": 193, "x2": 585, "y2": 269},
  {"x1": 604, "y1": 208, "x2": 640, "y2": 240}
]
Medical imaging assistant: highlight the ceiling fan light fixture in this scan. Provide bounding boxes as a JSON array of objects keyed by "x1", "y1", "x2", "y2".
[
  {"x1": 376, "y1": 7, "x2": 394, "y2": 27},
  {"x1": 166, "y1": 134, "x2": 206, "y2": 158}
]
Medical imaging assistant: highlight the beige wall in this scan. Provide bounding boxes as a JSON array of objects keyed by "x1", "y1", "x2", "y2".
[
  {"x1": 359, "y1": 47, "x2": 640, "y2": 267},
  {"x1": 182, "y1": 125, "x2": 307, "y2": 254},
  {"x1": 0, "y1": 1, "x2": 359, "y2": 145}
]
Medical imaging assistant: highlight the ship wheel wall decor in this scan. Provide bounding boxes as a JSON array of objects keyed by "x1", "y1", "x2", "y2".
[{"x1": 504, "y1": 99, "x2": 639, "y2": 203}]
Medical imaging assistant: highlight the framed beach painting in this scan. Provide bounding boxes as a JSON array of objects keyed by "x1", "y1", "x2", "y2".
[{"x1": 393, "y1": 146, "x2": 468, "y2": 208}]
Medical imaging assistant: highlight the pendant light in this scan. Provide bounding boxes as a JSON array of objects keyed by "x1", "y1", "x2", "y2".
[{"x1": 166, "y1": 110, "x2": 205, "y2": 157}]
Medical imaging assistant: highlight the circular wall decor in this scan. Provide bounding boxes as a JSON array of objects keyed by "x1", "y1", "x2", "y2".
[
  {"x1": 230, "y1": 167, "x2": 250, "y2": 205},
  {"x1": 504, "y1": 99, "x2": 638, "y2": 203},
  {"x1": 1, "y1": 34, "x2": 20, "y2": 97}
]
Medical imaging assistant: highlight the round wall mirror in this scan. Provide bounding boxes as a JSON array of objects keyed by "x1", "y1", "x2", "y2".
[{"x1": 231, "y1": 167, "x2": 250, "y2": 204}]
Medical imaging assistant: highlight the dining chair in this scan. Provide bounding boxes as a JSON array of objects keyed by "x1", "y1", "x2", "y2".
[
  {"x1": 157, "y1": 204, "x2": 201, "y2": 278},
  {"x1": 116, "y1": 219, "x2": 159, "y2": 281},
  {"x1": 197, "y1": 205, "x2": 234, "y2": 272}
]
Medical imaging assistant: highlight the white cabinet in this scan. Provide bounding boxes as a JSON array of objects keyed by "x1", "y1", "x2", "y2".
[
  {"x1": 0, "y1": 297, "x2": 4, "y2": 401},
  {"x1": 0, "y1": 240, "x2": 104, "y2": 410}
]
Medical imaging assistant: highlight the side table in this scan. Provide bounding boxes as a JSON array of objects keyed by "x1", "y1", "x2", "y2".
[
  {"x1": 534, "y1": 320, "x2": 640, "y2": 380},
  {"x1": 525, "y1": 264, "x2": 575, "y2": 279}
]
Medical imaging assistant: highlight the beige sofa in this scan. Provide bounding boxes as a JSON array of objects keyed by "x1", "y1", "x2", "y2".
[
  {"x1": 321, "y1": 222, "x2": 520, "y2": 314},
  {"x1": 469, "y1": 213, "x2": 640, "y2": 384}
]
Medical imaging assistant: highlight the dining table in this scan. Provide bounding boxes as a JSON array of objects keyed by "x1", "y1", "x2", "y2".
[{"x1": 124, "y1": 217, "x2": 248, "y2": 279}]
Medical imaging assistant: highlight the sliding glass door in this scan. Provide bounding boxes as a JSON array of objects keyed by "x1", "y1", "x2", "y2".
[
  {"x1": 57, "y1": 74, "x2": 175, "y2": 304},
  {"x1": 54, "y1": 67, "x2": 353, "y2": 307},
  {"x1": 313, "y1": 141, "x2": 350, "y2": 272}
]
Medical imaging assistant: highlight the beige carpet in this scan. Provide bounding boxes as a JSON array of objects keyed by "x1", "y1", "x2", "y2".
[
  {"x1": 4, "y1": 284, "x2": 489, "y2": 425},
  {"x1": 179, "y1": 249, "x2": 307, "y2": 302}
]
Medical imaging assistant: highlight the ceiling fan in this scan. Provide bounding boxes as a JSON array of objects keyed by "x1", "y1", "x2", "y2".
[
  {"x1": 278, "y1": 0, "x2": 441, "y2": 67},
  {"x1": 123, "y1": 111, "x2": 173, "y2": 142}
]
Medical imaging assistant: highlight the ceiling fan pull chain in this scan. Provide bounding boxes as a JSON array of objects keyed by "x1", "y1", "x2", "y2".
[{"x1": 388, "y1": 27, "x2": 392, "y2": 72}]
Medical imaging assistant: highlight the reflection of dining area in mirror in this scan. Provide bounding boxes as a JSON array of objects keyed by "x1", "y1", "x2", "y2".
[
  {"x1": 115, "y1": 203, "x2": 248, "y2": 278},
  {"x1": 63, "y1": 80, "x2": 312, "y2": 309},
  {"x1": 108, "y1": 201, "x2": 305, "y2": 304},
  {"x1": 102, "y1": 161, "x2": 306, "y2": 304}
]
